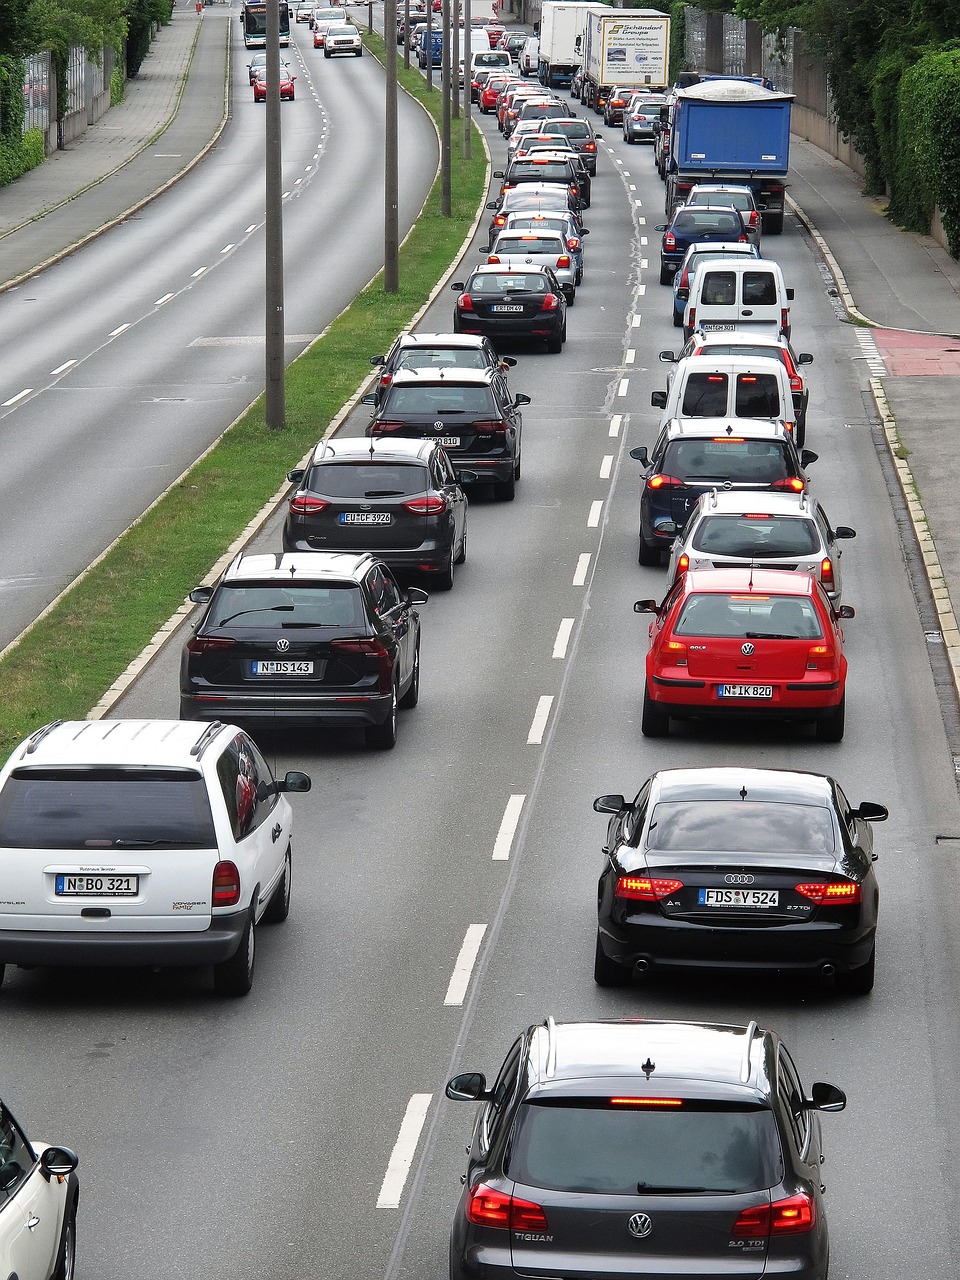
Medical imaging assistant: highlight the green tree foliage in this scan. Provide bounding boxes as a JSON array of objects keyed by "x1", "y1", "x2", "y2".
[
  {"x1": 0, "y1": 0, "x2": 36, "y2": 58},
  {"x1": 896, "y1": 45, "x2": 960, "y2": 254}
]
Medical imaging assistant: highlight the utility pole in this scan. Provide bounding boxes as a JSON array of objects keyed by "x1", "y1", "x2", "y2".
[
  {"x1": 451, "y1": 0, "x2": 459, "y2": 120},
  {"x1": 384, "y1": 0, "x2": 399, "y2": 291},
  {"x1": 425, "y1": 0, "x2": 433, "y2": 90},
  {"x1": 441, "y1": 0, "x2": 451, "y2": 213},
  {"x1": 462, "y1": 0, "x2": 471, "y2": 158},
  {"x1": 403, "y1": 0, "x2": 410, "y2": 69},
  {"x1": 265, "y1": 0, "x2": 285, "y2": 429}
]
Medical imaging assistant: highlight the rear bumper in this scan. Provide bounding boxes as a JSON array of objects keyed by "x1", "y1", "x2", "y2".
[
  {"x1": 648, "y1": 676, "x2": 844, "y2": 717},
  {"x1": 0, "y1": 911, "x2": 248, "y2": 967},
  {"x1": 282, "y1": 530, "x2": 451, "y2": 570},
  {"x1": 181, "y1": 689, "x2": 394, "y2": 728},
  {"x1": 455, "y1": 315, "x2": 564, "y2": 344}
]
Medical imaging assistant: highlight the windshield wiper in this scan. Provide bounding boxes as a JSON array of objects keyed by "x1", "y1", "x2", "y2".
[
  {"x1": 744, "y1": 631, "x2": 794, "y2": 639},
  {"x1": 364, "y1": 490, "x2": 404, "y2": 497},
  {"x1": 111, "y1": 838, "x2": 206, "y2": 847},
  {"x1": 637, "y1": 1182, "x2": 717, "y2": 1194},
  {"x1": 217, "y1": 605, "x2": 294, "y2": 626}
]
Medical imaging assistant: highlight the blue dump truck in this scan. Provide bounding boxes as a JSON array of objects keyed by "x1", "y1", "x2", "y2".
[{"x1": 663, "y1": 79, "x2": 794, "y2": 234}]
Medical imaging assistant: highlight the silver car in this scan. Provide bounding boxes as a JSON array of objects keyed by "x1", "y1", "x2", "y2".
[
  {"x1": 622, "y1": 92, "x2": 665, "y2": 143},
  {"x1": 685, "y1": 183, "x2": 763, "y2": 247},
  {"x1": 503, "y1": 209, "x2": 587, "y2": 283},
  {"x1": 485, "y1": 229, "x2": 577, "y2": 302},
  {"x1": 665, "y1": 489, "x2": 856, "y2": 601}
]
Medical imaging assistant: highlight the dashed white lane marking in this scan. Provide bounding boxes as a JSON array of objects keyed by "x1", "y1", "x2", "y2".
[
  {"x1": 294, "y1": 178, "x2": 303, "y2": 185},
  {"x1": 617, "y1": 378, "x2": 629, "y2": 397},
  {"x1": 220, "y1": 244, "x2": 235, "y2": 253},
  {"x1": 625, "y1": 349, "x2": 636, "y2": 364},
  {"x1": 640, "y1": 236, "x2": 648, "y2": 246},
  {"x1": 2, "y1": 389, "x2": 31, "y2": 406},
  {"x1": 154, "y1": 293, "x2": 174, "y2": 306},
  {"x1": 600, "y1": 455, "x2": 613, "y2": 479},
  {"x1": 493, "y1": 794, "x2": 526, "y2": 860},
  {"x1": 553, "y1": 618, "x2": 575, "y2": 659},
  {"x1": 609, "y1": 413, "x2": 622, "y2": 438},
  {"x1": 638, "y1": 284, "x2": 646, "y2": 296},
  {"x1": 109, "y1": 323, "x2": 130, "y2": 336},
  {"x1": 527, "y1": 695, "x2": 554, "y2": 744},
  {"x1": 282, "y1": 190, "x2": 292, "y2": 198},
  {"x1": 631, "y1": 314, "x2": 642, "y2": 327},
  {"x1": 588, "y1": 500, "x2": 603, "y2": 527},
  {"x1": 640, "y1": 257, "x2": 648, "y2": 269},
  {"x1": 444, "y1": 925, "x2": 487, "y2": 1005},
  {"x1": 245, "y1": 224, "x2": 257, "y2": 233},
  {"x1": 629, "y1": 183, "x2": 636, "y2": 191},
  {"x1": 634, "y1": 198, "x2": 643, "y2": 206},
  {"x1": 854, "y1": 328, "x2": 886, "y2": 375},
  {"x1": 638, "y1": 216, "x2": 646, "y2": 225},
  {"x1": 377, "y1": 1094, "x2": 432, "y2": 1208},
  {"x1": 191, "y1": 267, "x2": 207, "y2": 278},
  {"x1": 573, "y1": 553, "x2": 591, "y2": 586},
  {"x1": 50, "y1": 361, "x2": 76, "y2": 375}
]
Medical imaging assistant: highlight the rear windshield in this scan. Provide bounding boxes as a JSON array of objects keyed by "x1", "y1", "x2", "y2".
[
  {"x1": 394, "y1": 348, "x2": 488, "y2": 374},
  {"x1": 662, "y1": 438, "x2": 793, "y2": 484},
  {"x1": 494, "y1": 236, "x2": 563, "y2": 255},
  {"x1": 547, "y1": 121, "x2": 590, "y2": 139},
  {"x1": 306, "y1": 462, "x2": 427, "y2": 499},
  {"x1": 673, "y1": 592, "x2": 824, "y2": 639},
  {"x1": 209, "y1": 583, "x2": 365, "y2": 628},
  {"x1": 509, "y1": 1100, "x2": 782, "y2": 1194},
  {"x1": 692, "y1": 514, "x2": 820, "y2": 558},
  {"x1": 383, "y1": 385, "x2": 496, "y2": 414},
  {"x1": 0, "y1": 768, "x2": 217, "y2": 849},
  {"x1": 510, "y1": 160, "x2": 572, "y2": 181},
  {"x1": 467, "y1": 273, "x2": 546, "y2": 294},
  {"x1": 692, "y1": 191, "x2": 753, "y2": 211},
  {"x1": 646, "y1": 799, "x2": 836, "y2": 856},
  {"x1": 508, "y1": 218, "x2": 566, "y2": 235},
  {"x1": 672, "y1": 211, "x2": 742, "y2": 236}
]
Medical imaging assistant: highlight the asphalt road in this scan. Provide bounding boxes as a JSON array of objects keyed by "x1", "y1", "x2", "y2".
[
  {"x1": 3, "y1": 45, "x2": 960, "y2": 1280},
  {"x1": 0, "y1": 17, "x2": 438, "y2": 648}
]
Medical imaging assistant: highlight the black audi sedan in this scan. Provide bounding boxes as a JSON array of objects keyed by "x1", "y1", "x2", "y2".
[
  {"x1": 593, "y1": 766, "x2": 886, "y2": 993},
  {"x1": 446, "y1": 1016, "x2": 846, "y2": 1280},
  {"x1": 282, "y1": 438, "x2": 467, "y2": 590},
  {"x1": 451, "y1": 265, "x2": 567, "y2": 356},
  {"x1": 365, "y1": 367, "x2": 528, "y2": 501},
  {"x1": 180, "y1": 551, "x2": 426, "y2": 749}
]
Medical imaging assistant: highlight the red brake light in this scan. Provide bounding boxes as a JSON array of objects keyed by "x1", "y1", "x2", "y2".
[
  {"x1": 404, "y1": 495, "x2": 447, "y2": 514},
  {"x1": 771, "y1": 477, "x2": 806, "y2": 492},
  {"x1": 541, "y1": 293, "x2": 560, "y2": 311},
  {"x1": 487, "y1": 255, "x2": 501, "y2": 264},
  {"x1": 369, "y1": 420, "x2": 407, "y2": 434},
  {"x1": 795, "y1": 881, "x2": 860, "y2": 904},
  {"x1": 583, "y1": 140, "x2": 596, "y2": 151},
  {"x1": 557, "y1": 254, "x2": 571, "y2": 268},
  {"x1": 456, "y1": 293, "x2": 475, "y2": 311},
  {"x1": 466, "y1": 1184, "x2": 548, "y2": 1231},
  {"x1": 732, "y1": 1194, "x2": 816, "y2": 1239},
  {"x1": 212, "y1": 861, "x2": 241, "y2": 908},
  {"x1": 472, "y1": 420, "x2": 509, "y2": 435},
  {"x1": 663, "y1": 638, "x2": 687, "y2": 665},
  {"x1": 288, "y1": 494, "x2": 329, "y2": 515},
  {"x1": 687, "y1": 307, "x2": 696, "y2": 327},
  {"x1": 609, "y1": 1096, "x2": 683, "y2": 1107},
  {"x1": 567, "y1": 237, "x2": 580, "y2": 250},
  {"x1": 748, "y1": 211, "x2": 760, "y2": 226},
  {"x1": 648, "y1": 474, "x2": 683, "y2": 489},
  {"x1": 187, "y1": 635, "x2": 236, "y2": 654},
  {"x1": 781, "y1": 307, "x2": 790, "y2": 330},
  {"x1": 677, "y1": 553, "x2": 689, "y2": 574},
  {"x1": 790, "y1": 375, "x2": 803, "y2": 393},
  {"x1": 330, "y1": 636, "x2": 392, "y2": 690},
  {"x1": 820, "y1": 557, "x2": 835, "y2": 590},
  {"x1": 616, "y1": 876, "x2": 684, "y2": 901},
  {"x1": 664, "y1": 232, "x2": 676, "y2": 249}
]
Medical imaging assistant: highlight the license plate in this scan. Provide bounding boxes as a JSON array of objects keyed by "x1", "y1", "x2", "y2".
[
  {"x1": 252, "y1": 660, "x2": 314, "y2": 675},
  {"x1": 56, "y1": 874, "x2": 139, "y2": 897},
  {"x1": 340, "y1": 512, "x2": 392, "y2": 524},
  {"x1": 699, "y1": 322, "x2": 737, "y2": 331},
  {"x1": 492, "y1": 304, "x2": 524, "y2": 312},
  {"x1": 698, "y1": 888, "x2": 779, "y2": 908},
  {"x1": 436, "y1": 437, "x2": 460, "y2": 448},
  {"x1": 718, "y1": 684, "x2": 773, "y2": 698}
]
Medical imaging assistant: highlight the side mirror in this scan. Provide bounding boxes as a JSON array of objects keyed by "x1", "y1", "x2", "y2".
[
  {"x1": 493, "y1": 169, "x2": 505, "y2": 178},
  {"x1": 446, "y1": 1071, "x2": 491, "y2": 1101},
  {"x1": 279, "y1": 770, "x2": 312, "y2": 794},
  {"x1": 634, "y1": 599, "x2": 658, "y2": 614},
  {"x1": 40, "y1": 1147, "x2": 79, "y2": 1181},
  {"x1": 501, "y1": 356, "x2": 518, "y2": 367},
  {"x1": 594, "y1": 130, "x2": 602, "y2": 138},
  {"x1": 798, "y1": 352, "x2": 814, "y2": 365},
  {"x1": 360, "y1": 393, "x2": 377, "y2": 405},
  {"x1": 650, "y1": 390, "x2": 667, "y2": 409},
  {"x1": 629, "y1": 445, "x2": 649, "y2": 465},
  {"x1": 836, "y1": 604, "x2": 855, "y2": 620},
  {"x1": 800, "y1": 449, "x2": 818, "y2": 467},
  {"x1": 806, "y1": 1082, "x2": 846, "y2": 1113},
  {"x1": 659, "y1": 350, "x2": 676, "y2": 363},
  {"x1": 479, "y1": 245, "x2": 490, "y2": 254},
  {"x1": 835, "y1": 525, "x2": 856, "y2": 539},
  {"x1": 593, "y1": 793, "x2": 626, "y2": 814},
  {"x1": 369, "y1": 354, "x2": 386, "y2": 365},
  {"x1": 406, "y1": 587, "x2": 429, "y2": 605},
  {"x1": 189, "y1": 586, "x2": 213, "y2": 605},
  {"x1": 486, "y1": 201, "x2": 499, "y2": 209},
  {"x1": 286, "y1": 468, "x2": 305, "y2": 485},
  {"x1": 654, "y1": 223, "x2": 667, "y2": 232},
  {"x1": 515, "y1": 393, "x2": 532, "y2": 406},
  {"x1": 786, "y1": 287, "x2": 795, "y2": 300},
  {"x1": 451, "y1": 281, "x2": 465, "y2": 292},
  {"x1": 854, "y1": 801, "x2": 889, "y2": 822},
  {"x1": 582, "y1": 227, "x2": 590, "y2": 235}
]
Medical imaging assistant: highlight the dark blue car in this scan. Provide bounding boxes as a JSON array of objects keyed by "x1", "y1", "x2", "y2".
[{"x1": 656, "y1": 205, "x2": 749, "y2": 284}]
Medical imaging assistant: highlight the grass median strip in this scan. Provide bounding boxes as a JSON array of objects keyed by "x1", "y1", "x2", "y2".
[{"x1": 0, "y1": 35, "x2": 487, "y2": 752}]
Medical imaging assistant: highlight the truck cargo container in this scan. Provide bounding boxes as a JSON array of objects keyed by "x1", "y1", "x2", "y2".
[
  {"x1": 581, "y1": 9, "x2": 669, "y2": 113},
  {"x1": 537, "y1": 1, "x2": 610, "y2": 89}
]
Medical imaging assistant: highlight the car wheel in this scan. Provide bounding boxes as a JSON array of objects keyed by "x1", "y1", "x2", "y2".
[
  {"x1": 0, "y1": 963, "x2": 5, "y2": 989},
  {"x1": 494, "y1": 475, "x2": 516, "y2": 501},
  {"x1": 638, "y1": 535, "x2": 661, "y2": 566},
  {"x1": 840, "y1": 945, "x2": 875, "y2": 995},
  {"x1": 594, "y1": 930, "x2": 630, "y2": 986},
  {"x1": 672, "y1": 308, "x2": 682, "y2": 327},
  {"x1": 356, "y1": 47, "x2": 362, "y2": 55},
  {"x1": 214, "y1": 913, "x2": 255, "y2": 997},
  {"x1": 765, "y1": 210, "x2": 785, "y2": 234},
  {"x1": 513, "y1": 451, "x2": 521, "y2": 481},
  {"x1": 796, "y1": 415, "x2": 806, "y2": 448},
  {"x1": 263, "y1": 847, "x2": 292, "y2": 924},
  {"x1": 546, "y1": 331, "x2": 563, "y2": 354},
  {"x1": 51, "y1": 1199, "x2": 77, "y2": 1280},
  {"x1": 575, "y1": 267, "x2": 583, "y2": 285},
  {"x1": 324, "y1": 48, "x2": 330, "y2": 57},
  {"x1": 659, "y1": 261, "x2": 672, "y2": 285},
  {"x1": 399, "y1": 646, "x2": 420, "y2": 709},
  {"x1": 435, "y1": 547, "x2": 456, "y2": 591},
  {"x1": 641, "y1": 685, "x2": 670, "y2": 737},
  {"x1": 816, "y1": 694, "x2": 845, "y2": 742},
  {"x1": 366, "y1": 681, "x2": 399, "y2": 749},
  {"x1": 566, "y1": 288, "x2": 576, "y2": 307},
  {"x1": 455, "y1": 528, "x2": 467, "y2": 564}
]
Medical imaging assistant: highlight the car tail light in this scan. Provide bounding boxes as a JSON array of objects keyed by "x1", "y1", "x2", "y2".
[
  {"x1": 687, "y1": 307, "x2": 696, "y2": 328},
  {"x1": 487, "y1": 255, "x2": 501, "y2": 264},
  {"x1": 541, "y1": 293, "x2": 561, "y2": 311},
  {"x1": 380, "y1": 372, "x2": 393, "y2": 388},
  {"x1": 330, "y1": 636, "x2": 392, "y2": 690},
  {"x1": 738, "y1": 234, "x2": 748, "y2": 243},
  {"x1": 212, "y1": 861, "x2": 241, "y2": 908},
  {"x1": 556, "y1": 254, "x2": 571, "y2": 268},
  {"x1": 663, "y1": 232, "x2": 676, "y2": 249},
  {"x1": 616, "y1": 876, "x2": 684, "y2": 901},
  {"x1": 732, "y1": 1193, "x2": 816, "y2": 1239},
  {"x1": 678, "y1": 267, "x2": 689, "y2": 288},
  {"x1": 613, "y1": 97, "x2": 624, "y2": 106},
  {"x1": 664, "y1": 639, "x2": 687, "y2": 666},
  {"x1": 466, "y1": 1184, "x2": 548, "y2": 1231},
  {"x1": 676, "y1": 553, "x2": 689, "y2": 575},
  {"x1": 369, "y1": 420, "x2": 407, "y2": 434},
  {"x1": 493, "y1": 214, "x2": 506, "y2": 228},
  {"x1": 186, "y1": 635, "x2": 236, "y2": 654},
  {"x1": 781, "y1": 307, "x2": 790, "y2": 330},
  {"x1": 288, "y1": 494, "x2": 329, "y2": 515},
  {"x1": 795, "y1": 881, "x2": 861, "y2": 904},
  {"x1": 771, "y1": 477, "x2": 806, "y2": 492},
  {"x1": 567, "y1": 236, "x2": 580, "y2": 250},
  {"x1": 648, "y1": 474, "x2": 684, "y2": 489},
  {"x1": 806, "y1": 642, "x2": 836, "y2": 670},
  {"x1": 404, "y1": 495, "x2": 447, "y2": 514},
  {"x1": 583, "y1": 140, "x2": 596, "y2": 151},
  {"x1": 748, "y1": 210, "x2": 760, "y2": 227},
  {"x1": 820, "y1": 557, "x2": 835, "y2": 592},
  {"x1": 609, "y1": 1096, "x2": 683, "y2": 1107},
  {"x1": 472, "y1": 419, "x2": 509, "y2": 436},
  {"x1": 456, "y1": 293, "x2": 475, "y2": 311},
  {"x1": 789, "y1": 373, "x2": 803, "y2": 392}
]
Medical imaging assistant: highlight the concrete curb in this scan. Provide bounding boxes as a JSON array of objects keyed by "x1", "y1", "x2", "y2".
[
  {"x1": 788, "y1": 191, "x2": 960, "y2": 710},
  {"x1": 88, "y1": 69, "x2": 492, "y2": 719}
]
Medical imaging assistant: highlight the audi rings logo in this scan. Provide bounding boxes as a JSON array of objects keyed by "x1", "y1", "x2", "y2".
[
  {"x1": 725, "y1": 873, "x2": 755, "y2": 885},
  {"x1": 627, "y1": 1213, "x2": 653, "y2": 1240},
  {"x1": 741, "y1": 642, "x2": 755, "y2": 656},
  {"x1": 276, "y1": 638, "x2": 290, "y2": 653}
]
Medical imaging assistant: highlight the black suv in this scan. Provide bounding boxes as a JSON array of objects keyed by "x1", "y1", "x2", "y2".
[
  {"x1": 282, "y1": 438, "x2": 467, "y2": 590},
  {"x1": 180, "y1": 551, "x2": 426, "y2": 749},
  {"x1": 365, "y1": 368, "x2": 528, "y2": 501},
  {"x1": 368, "y1": 332, "x2": 515, "y2": 409},
  {"x1": 447, "y1": 1017, "x2": 845, "y2": 1280},
  {"x1": 494, "y1": 155, "x2": 584, "y2": 207}
]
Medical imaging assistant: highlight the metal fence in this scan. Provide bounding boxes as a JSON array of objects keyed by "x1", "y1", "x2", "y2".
[
  {"x1": 22, "y1": 52, "x2": 51, "y2": 134},
  {"x1": 684, "y1": 7, "x2": 814, "y2": 105}
]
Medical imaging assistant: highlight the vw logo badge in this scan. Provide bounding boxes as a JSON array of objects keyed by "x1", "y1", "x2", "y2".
[
  {"x1": 741, "y1": 642, "x2": 755, "y2": 656},
  {"x1": 276, "y1": 638, "x2": 290, "y2": 653},
  {"x1": 627, "y1": 1213, "x2": 653, "y2": 1239},
  {"x1": 434, "y1": 421, "x2": 445, "y2": 432}
]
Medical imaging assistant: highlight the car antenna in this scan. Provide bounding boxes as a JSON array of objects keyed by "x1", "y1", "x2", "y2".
[
  {"x1": 739, "y1": 786, "x2": 748, "y2": 800},
  {"x1": 642, "y1": 1057, "x2": 656, "y2": 1079}
]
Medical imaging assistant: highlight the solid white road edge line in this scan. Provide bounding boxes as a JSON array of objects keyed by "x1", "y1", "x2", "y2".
[
  {"x1": 527, "y1": 695, "x2": 554, "y2": 745},
  {"x1": 493, "y1": 793, "x2": 526, "y2": 860},
  {"x1": 552, "y1": 618, "x2": 575, "y2": 659},
  {"x1": 444, "y1": 924, "x2": 487, "y2": 1006},
  {"x1": 376, "y1": 1094, "x2": 433, "y2": 1209}
]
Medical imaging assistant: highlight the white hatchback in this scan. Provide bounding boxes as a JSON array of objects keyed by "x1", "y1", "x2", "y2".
[
  {"x1": 0, "y1": 1096, "x2": 78, "y2": 1280},
  {"x1": 0, "y1": 719, "x2": 311, "y2": 997}
]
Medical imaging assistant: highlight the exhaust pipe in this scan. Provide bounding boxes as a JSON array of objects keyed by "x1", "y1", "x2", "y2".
[
  {"x1": 820, "y1": 962, "x2": 836, "y2": 979},
  {"x1": 634, "y1": 958, "x2": 650, "y2": 974}
]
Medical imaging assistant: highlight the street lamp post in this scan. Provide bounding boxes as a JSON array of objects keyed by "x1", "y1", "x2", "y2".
[
  {"x1": 265, "y1": 0, "x2": 285, "y2": 429},
  {"x1": 385, "y1": 0, "x2": 399, "y2": 290}
]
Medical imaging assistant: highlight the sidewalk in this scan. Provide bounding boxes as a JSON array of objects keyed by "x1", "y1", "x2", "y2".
[{"x1": 0, "y1": 7, "x2": 230, "y2": 291}]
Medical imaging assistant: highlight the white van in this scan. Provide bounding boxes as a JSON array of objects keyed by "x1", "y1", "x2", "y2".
[
  {"x1": 650, "y1": 354, "x2": 797, "y2": 438},
  {"x1": 683, "y1": 258, "x2": 794, "y2": 340},
  {"x1": 470, "y1": 47, "x2": 511, "y2": 74}
]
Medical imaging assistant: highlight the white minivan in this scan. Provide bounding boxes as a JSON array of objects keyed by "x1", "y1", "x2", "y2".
[
  {"x1": 683, "y1": 257, "x2": 794, "y2": 340},
  {"x1": 651, "y1": 354, "x2": 798, "y2": 438}
]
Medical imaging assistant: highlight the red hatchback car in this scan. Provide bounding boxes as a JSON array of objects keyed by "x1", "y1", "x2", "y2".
[
  {"x1": 635, "y1": 568, "x2": 852, "y2": 741},
  {"x1": 253, "y1": 67, "x2": 296, "y2": 101}
]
